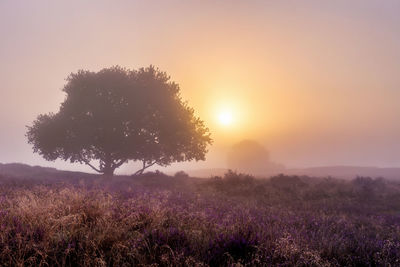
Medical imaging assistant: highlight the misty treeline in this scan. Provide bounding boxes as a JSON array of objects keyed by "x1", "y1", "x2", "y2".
[
  {"x1": 26, "y1": 66, "x2": 212, "y2": 177},
  {"x1": 0, "y1": 170, "x2": 399, "y2": 266}
]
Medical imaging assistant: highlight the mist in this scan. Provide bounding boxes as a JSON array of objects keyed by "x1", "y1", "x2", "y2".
[
  {"x1": 1, "y1": 0, "x2": 400, "y2": 174},
  {"x1": 2, "y1": 2, "x2": 400, "y2": 265}
]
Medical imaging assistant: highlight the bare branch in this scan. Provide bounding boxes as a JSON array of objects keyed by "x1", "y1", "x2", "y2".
[
  {"x1": 81, "y1": 159, "x2": 102, "y2": 173},
  {"x1": 132, "y1": 160, "x2": 159, "y2": 176},
  {"x1": 112, "y1": 159, "x2": 127, "y2": 169}
]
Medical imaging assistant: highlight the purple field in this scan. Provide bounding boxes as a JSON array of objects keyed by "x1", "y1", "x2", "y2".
[{"x1": 0, "y1": 170, "x2": 399, "y2": 266}]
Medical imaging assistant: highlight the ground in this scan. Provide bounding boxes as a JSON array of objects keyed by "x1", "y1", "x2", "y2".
[{"x1": 0, "y1": 166, "x2": 399, "y2": 266}]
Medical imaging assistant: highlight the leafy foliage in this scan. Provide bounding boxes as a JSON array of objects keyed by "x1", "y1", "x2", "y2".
[{"x1": 27, "y1": 66, "x2": 212, "y2": 176}]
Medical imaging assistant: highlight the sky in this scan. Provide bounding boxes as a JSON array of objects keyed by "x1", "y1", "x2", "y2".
[{"x1": 1, "y1": 0, "x2": 400, "y2": 174}]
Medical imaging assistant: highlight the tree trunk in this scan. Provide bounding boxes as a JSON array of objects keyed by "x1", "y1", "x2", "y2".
[
  {"x1": 103, "y1": 166, "x2": 114, "y2": 177},
  {"x1": 102, "y1": 153, "x2": 115, "y2": 178}
]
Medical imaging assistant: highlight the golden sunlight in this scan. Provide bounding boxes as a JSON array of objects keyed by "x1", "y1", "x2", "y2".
[{"x1": 217, "y1": 110, "x2": 233, "y2": 126}]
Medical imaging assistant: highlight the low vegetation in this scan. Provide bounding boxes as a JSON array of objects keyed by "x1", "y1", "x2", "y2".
[{"x1": 0, "y1": 171, "x2": 399, "y2": 266}]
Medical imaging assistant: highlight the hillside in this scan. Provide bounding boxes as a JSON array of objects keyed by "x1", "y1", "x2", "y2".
[{"x1": 0, "y1": 162, "x2": 98, "y2": 180}]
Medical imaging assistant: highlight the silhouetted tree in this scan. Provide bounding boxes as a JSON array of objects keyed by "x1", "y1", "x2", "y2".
[
  {"x1": 227, "y1": 140, "x2": 284, "y2": 175},
  {"x1": 27, "y1": 66, "x2": 212, "y2": 177}
]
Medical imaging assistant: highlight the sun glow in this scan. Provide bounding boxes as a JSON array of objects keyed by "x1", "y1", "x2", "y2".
[{"x1": 218, "y1": 110, "x2": 233, "y2": 126}]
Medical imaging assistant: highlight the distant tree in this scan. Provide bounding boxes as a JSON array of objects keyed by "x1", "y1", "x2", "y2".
[
  {"x1": 227, "y1": 140, "x2": 284, "y2": 175},
  {"x1": 27, "y1": 66, "x2": 212, "y2": 177}
]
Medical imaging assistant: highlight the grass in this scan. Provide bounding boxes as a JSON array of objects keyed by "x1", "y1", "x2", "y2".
[{"x1": 0, "y1": 171, "x2": 399, "y2": 266}]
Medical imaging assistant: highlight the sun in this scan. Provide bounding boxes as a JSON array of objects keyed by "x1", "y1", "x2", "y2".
[{"x1": 218, "y1": 110, "x2": 233, "y2": 126}]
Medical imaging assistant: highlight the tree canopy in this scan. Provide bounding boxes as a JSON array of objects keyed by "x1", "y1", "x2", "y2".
[
  {"x1": 227, "y1": 140, "x2": 284, "y2": 175},
  {"x1": 27, "y1": 66, "x2": 212, "y2": 176}
]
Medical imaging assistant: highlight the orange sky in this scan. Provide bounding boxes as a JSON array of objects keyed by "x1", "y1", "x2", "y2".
[{"x1": 1, "y1": 1, "x2": 400, "y2": 173}]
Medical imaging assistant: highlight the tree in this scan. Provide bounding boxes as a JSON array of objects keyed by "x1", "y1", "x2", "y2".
[
  {"x1": 27, "y1": 66, "x2": 212, "y2": 177},
  {"x1": 227, "y1": 139, "x2": 284, "y2": 176}
]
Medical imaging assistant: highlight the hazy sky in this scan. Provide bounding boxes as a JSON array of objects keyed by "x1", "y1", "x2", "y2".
[{"x1": 1, "y1": 0, "x2": 400, "y2": 173}]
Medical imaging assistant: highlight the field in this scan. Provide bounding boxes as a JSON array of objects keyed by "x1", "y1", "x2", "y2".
[{"x1": 0, "y1": 169, "x2": 399, "y2": 266}]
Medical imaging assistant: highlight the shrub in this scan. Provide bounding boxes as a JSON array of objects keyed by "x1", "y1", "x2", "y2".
[
  {"x1": 207, "y1": 228, "x2": 259, "y2": 265},
  {"x1": 0, "y1": 174, "x2": 399, "y2": 266},
  {"x1": 174, "y1": 171, "x2": 190, "y2": 179}
]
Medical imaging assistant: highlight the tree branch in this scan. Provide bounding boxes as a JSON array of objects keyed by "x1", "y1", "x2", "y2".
[
  {"x1": 132, "y1": 160, "x2": 159, "y2": 176},
  {"x1": 81, "y1": 158, "x2": 102, "y2": 173},
  {"x1": 112, "y1": 158, "x2": 126, "y2": 169}
]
